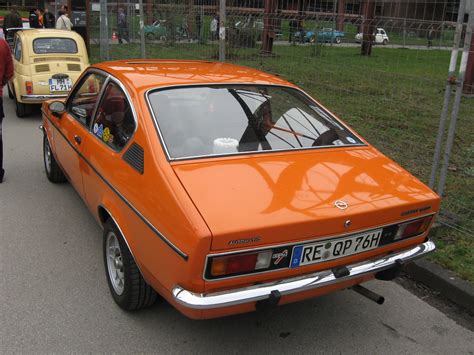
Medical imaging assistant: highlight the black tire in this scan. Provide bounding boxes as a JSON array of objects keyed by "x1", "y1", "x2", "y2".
[
  {"x1": 7, "y1": 83, "x2": 14, "y2": 99},
  {"x1": 335, "y1": 37, "x2": 341, "y2": 44},
  {"x1": 383, "y1": 39, "x2": 388, "y2": 45},
  {"x1": 145, "y1": 32, "x2": 155, "y2": 41},
  {"x1": 43, "y1": 135, "x2": 67, "y2": 183},
  {"x1": 14, "y1": 92, "x2": 31, "y2": 118},
  {"x1": 103, "y1": 219, "x2": 158, "y2": 311}
]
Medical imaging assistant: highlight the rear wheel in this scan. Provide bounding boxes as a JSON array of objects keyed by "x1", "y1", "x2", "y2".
[
  {"x1": 7, "y1": 83, "x2": 14, "y2": 99},
  {"x1": 103, "y1": 219, "x2": 158, "y2": 311},
  {"x1": 383, "y1": 39, "x2": 388, "y2": 45},
  {"x1": 43, "y1": 135, "x2": 66, "y2": 183},
  {"x1": 335, "y1": 37, "x2": 341, "y2": 44},
  {"x1": 13, "y1": 91, "x2": 31, "y2": 118}
]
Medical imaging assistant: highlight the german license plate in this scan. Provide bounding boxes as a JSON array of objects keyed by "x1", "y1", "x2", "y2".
[
  {"x1": 49, "y1": 78, "x2": 72, "y2": 92},
  {"x1": 290, "y1": 229, "x2": 382, "y2": 268}
]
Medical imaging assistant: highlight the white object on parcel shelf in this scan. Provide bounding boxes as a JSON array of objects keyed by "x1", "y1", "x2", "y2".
[{"x1": 213, "y1": 138, "x2": 239, "y2": 154}]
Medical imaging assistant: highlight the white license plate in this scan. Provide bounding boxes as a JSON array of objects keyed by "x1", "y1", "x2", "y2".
[
  {"x1": 49, "y1": 78, "x2": 72, "y2": 92},
  {"x1": 290, "y1": 229, "x2": 383, "y2": 268}
]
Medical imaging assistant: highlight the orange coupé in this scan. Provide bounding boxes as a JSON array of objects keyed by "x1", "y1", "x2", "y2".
[{"x1": 41, "y1": 60, "x2": 439, "y2": 319}]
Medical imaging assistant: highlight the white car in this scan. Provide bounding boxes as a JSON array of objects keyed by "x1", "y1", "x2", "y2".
[{"x1": 355, "y1": 27, "x2": 389, "y2": 45}]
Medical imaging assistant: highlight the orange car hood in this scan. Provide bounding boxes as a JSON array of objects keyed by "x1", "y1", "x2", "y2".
[{"x1": 172, "y1": 147, "x2": 439, "y2": 251}]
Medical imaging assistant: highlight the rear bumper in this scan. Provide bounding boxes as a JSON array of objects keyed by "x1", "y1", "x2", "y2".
[
  {"x1": 21, "y1": 94, "x2": 68, "y2": 102},
  {"x1": 172, "y1": 240, "x2": 435, "y2": 310}
]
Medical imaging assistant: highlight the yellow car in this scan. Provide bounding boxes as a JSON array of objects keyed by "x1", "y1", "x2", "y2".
[{"x1": 8, "y1": 29, "x2": 89, "y2": 117}]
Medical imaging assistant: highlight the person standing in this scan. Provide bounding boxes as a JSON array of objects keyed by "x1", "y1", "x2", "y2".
[
  {"x1": 29, "y1": 8, "x2": 42, "y2": 28},
  {"x1": 2, "y1": 5, "x2": 22, "y2": 40},
  {"x1": 117, "y1": 8, "x2": 129, "y2": 44},
  {"x1": 56, "y1": 10, "x2": 73, "y2": 31},
  {"x1": 210, "y1": 15, "x2": 218, "y2": 41},
  {"x1": 43, "y1": 8, "x2": 56, "y2": 28},
  {"x1": 427, "y1": 27, "x2": 434, "y2": 48},
  {"x1": 289, "y1": 18, "x2": 297, "y2": 43},
  {"x1": 0, "y1": 38, "x2": 14, "y2": 183}
]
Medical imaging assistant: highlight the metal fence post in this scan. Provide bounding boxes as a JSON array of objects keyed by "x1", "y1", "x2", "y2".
[
  {"x1": 99, "y1": 0, "x2": 110, "y2": 61},
  {"x1": 139, "y1": 0, "x2": 146, "y2": 59},
  {"x1": 437, "y1": 9, "x2": 474, "y2": 197},
  {"x1": 429, "y1": 0, "x2": 467, "y2": 189},
  {"x1": 219, "y1": 0, "x2": 226, "y2": 62}
]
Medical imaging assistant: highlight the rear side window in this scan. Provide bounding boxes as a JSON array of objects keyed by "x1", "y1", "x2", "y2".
[
  {"x1": 92, "y1": 83, "x2": 135, "y2": 151},
  {"x1": 33, "y1": 38, "x2": 77, "y2": 54},
  {"x1": 14, "y1": 39, "x2": 22, "y2": 61}
]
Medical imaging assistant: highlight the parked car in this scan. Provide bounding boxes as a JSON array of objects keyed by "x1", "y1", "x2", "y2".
[
  {"x1": 355, "y1": 27, "x2": 389, "y2": 45},
  {"x1": 296, "y1": 27, "x2": 345, "y2": 44},
  {"x1": 8, "y1": 29, "x2": 89, "y2": 117},
  {"x1": 235, "y1": 18, "x2": 283, "y2": 40},
  {"x1": 143, "y1": 20, "x2": 168, "y2": 41},
  {"x1": 42, "y1": 60, "x2": 439, "y2": 319}
]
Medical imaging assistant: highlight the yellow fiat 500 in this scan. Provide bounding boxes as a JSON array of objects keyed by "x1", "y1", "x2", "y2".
[{"x1": 8, "y1": 29, "x2": 89, "y2": 117}]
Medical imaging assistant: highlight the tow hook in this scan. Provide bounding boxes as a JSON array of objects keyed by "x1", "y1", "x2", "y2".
[
  {"x1": 352, "y1": 284, "x2": 385, "y2": 305},
  {"x1": 256, "y1": 290, "x2": 281, "y2": 313}
]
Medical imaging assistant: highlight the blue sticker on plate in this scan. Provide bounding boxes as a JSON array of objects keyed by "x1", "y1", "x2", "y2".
[{"x1": 291, "y1": 245, "x2": 303, "y2": 268}]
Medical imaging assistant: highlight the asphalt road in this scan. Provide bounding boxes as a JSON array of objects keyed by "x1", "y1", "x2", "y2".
[{"x1": 1, "y1": 91, "x2": 473, "y2": 353}]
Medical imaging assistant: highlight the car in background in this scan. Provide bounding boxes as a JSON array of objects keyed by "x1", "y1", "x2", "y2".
[
  {"x1": 41, "y1": 59, "x2": 439, "y2": 319},
  {"x1": 355, "y1": 27, "x2": 389, "y2": 45},
  {"x1": 143, "y1": 19, "x2": 168, "y2": 41},
  {"x1": 295, "y1": 28, "x2": 345, "y2": 44},
  {"x1": 8, "y1": 29, "x2": 89, "y2": 117}
]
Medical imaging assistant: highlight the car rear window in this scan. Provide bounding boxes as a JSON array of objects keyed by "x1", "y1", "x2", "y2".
[
  {"x1": 33, "y1": 38, "x2": 77, "y2": 54},
  {"x1": 148, "y1": 85, "x2": 364, "y2": 160}
]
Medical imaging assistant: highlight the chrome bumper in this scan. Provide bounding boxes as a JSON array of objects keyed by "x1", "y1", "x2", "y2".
[
  {"x1": 21, "y1": 94, "x2": 68, "y2": 101},
  {"x1": 172, "y1": 240, "x2": 435, "y2": 309}
]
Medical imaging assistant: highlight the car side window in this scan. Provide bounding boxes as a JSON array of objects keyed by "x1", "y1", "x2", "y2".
[
  {"x1": 14, "y1": 39, "x2": 22, "y2": 61},
  {"x1": 91, "y1": 82, "x2": 135, "y2": 151},
  {"x1": 68, "y1": 73, "x2": 107, "y2": 127}
]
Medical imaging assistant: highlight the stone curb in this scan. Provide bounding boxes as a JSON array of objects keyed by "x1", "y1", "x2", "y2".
[{"x1": 405, "y1": 259, "x2": 474, "y2": 314}]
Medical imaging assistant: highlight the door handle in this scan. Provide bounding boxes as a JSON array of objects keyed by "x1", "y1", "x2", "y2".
[{"x1": 74, "y1": 135, "x2": 82, "y2": 145}]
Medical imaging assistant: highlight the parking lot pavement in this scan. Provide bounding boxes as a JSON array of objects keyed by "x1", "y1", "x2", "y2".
[{"x1": 0, "y1": 91, "x2": 473, "y2": 353}]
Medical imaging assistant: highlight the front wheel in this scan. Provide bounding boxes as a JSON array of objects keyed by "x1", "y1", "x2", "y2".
[
  {"x1": 43, "y1": 134, "x2": 66, "y2": 183},
  {"x1": 103, "y1": 219, "x2": 158, "y2": 311},
  {"x1": 335, "y1": 37, "x2": 341, "y2": 44},
  {"x1": 383, "y1": 39, "x2": 388, "y2": 45}
]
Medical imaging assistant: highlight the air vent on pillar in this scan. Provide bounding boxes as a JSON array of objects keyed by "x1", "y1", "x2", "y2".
[{"x1": 123, "y1": 143, "x2": 144, "y2": 174}]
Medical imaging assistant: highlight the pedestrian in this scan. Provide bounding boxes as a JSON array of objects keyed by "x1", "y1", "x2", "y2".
[
  {"x1": 56, "y1": 10, "x2": 73, "y2": 31},
  {"x1": 2, "y1": 5, "x2": 22, "y2": 40},
  {"x1": 195, "y1": 12, "x2": 202, "y2": 42},
  {"x1": 38, "y1": 9, "x2": 44, "y2": 28},
  {"x1": 43, "y1": 8, "x2": 55, "y2": 28},
  {"x1": 117, "y1": 8, "x2": 129, "y2": 44},
  {"x1": 29, "y1": 8, "x2": 42, "y2": 29},
  {"x1": 0, "y1": 37, "x2": 14, "y2": 183},
  {"x1": 427, "y1": 27, "x2": 434, "y2": 48},
  {"x1": 297, "y1": 19, "x2": 305, "y2": 44},
  {"x1": 289, "y1": 18, "x2": 297, "y2": 43},
  {"x1": 210, "y1": 15, "x2": 218, "y2": 41}
]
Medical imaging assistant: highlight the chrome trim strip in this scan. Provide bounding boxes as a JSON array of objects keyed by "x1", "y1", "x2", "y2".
[
  {"x1": 21, "y1": 94, "x2": 68, "y2": 101},
  {"x1": 144, "y1": 83, "x2": 367, "y2": 162},
  {"x1": 173, "y1": 240, "x2": 435, "y2": 309},
  {"x1": 202, "y1": 212, "x2": 436, "y2": 281},
  {"x1": 44, "y1": 114, "x2": 188, "y2": 260}
]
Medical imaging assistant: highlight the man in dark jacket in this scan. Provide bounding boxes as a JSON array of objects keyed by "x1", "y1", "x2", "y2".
[
  {"x1": 2, "y1": 5, "x2": 22, "y2": 40},
  {"x1": 0, "y1": 38, "x2": 14, "y2": 182},
  {"x1": 43, "y1": 8, "x2": 55, "y2": 28},
  {"x1": 29, "y1": 8, "x2": 42, "y2": 28}
]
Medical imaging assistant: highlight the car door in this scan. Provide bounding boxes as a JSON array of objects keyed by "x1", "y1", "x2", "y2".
[
  {"x1": 375, "y1": 29, "x2": 383, "y2": 43},
  {"x1": 81, "y1": 79, "x2": 138, "y2": 212},
  {"x1": 53, "y1": 71, "x2": 107, "y2": 199}
]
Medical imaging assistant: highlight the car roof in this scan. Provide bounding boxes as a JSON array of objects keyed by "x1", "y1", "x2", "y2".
[
  {"x1": 18, "y1": 29, "x2": 84, "y2": 40},
  {"x1": 92, "y1": 60, "x2": 296, "y2": 92}
]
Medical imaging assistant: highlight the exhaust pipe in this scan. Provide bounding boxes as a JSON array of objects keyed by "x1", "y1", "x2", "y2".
[{"x1": 352, "y1": 284, "x2": 385, "y2": 305}]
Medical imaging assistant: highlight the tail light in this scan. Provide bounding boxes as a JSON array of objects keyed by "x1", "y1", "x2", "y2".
[
  {"x1": 210, "y1": 250, "x2": 272, "y2": 278},
  {"x1": 25, "y1": 81, "x2": 33, "y2": 95},
  {"x1": 395, "y1": 216, "x2": 433, "y2": 241}
]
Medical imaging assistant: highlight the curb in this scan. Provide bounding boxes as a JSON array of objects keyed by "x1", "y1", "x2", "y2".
[{"x1": 405, "y1": 259, "x2": 474, "y2": 314}]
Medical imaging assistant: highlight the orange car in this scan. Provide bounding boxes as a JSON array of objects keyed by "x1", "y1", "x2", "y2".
[{"x1": 41, "y1": 60, "x2": 439, "y2": 319}]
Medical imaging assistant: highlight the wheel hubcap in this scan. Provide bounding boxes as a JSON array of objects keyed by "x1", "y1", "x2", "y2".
[
  {"x1": 44, "y1": 139, "x2": 52, "y2": 174},
  {"x1": 106, "y1": 232, "x2": 125, "y2": 295}
]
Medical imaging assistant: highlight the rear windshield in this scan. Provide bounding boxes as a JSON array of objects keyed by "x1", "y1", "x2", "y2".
[
  {"x1": 148, "y1": 85, "x2": 363, "y2": 160},
  {"x1": 33, "y1": 38, "x2": 77, "y2": 54}
]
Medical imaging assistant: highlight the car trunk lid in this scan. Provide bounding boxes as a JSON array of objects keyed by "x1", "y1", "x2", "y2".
[{"x1": 172, "y1": 147, "x2": 440, "y2": 251}]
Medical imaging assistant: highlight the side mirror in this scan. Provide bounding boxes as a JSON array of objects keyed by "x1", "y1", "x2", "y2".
[{"x1": 49, "y1": 101, "x2": 66, "y2": 118}]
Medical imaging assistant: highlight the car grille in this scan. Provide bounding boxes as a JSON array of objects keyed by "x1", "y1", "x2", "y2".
[
  {"x1": 34, "y1": 57, "x2": 81, "y2": 63},
  {"x1": 67, "y1": 64, "x2": 81, "y2": 71},
  {"x1": 35, "y1": 64, "x2": 50, "y2": 73}
]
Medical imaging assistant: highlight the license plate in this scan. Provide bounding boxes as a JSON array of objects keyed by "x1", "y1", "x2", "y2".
[
  {"x1": 290, "y1": 229, "x2": 382, "y2": 268},
  {"x1": 49, "y1": 78, "x2": 72, "y2": 92}
]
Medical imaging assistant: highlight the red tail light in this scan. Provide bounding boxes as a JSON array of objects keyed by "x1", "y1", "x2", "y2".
[
  {"x1": 395, "y1": 216, "x2": 433, "y2": 240},
  {"x1": 25, "y1": 81, "x2": 33, "y2": 95},
  {"x1": 210, "y1": 250, "x2": 272, "y2": 277}
]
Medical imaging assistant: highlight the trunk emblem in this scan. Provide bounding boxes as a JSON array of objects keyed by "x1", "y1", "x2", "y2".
[{"x1": 335, "y1": 200, "x2": 348, "y2": 210}]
